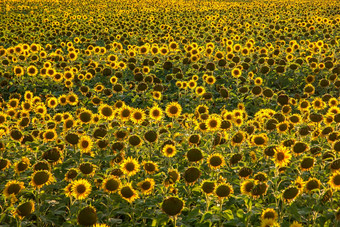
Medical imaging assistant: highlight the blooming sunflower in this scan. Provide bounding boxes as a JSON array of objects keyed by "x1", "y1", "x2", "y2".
[
  {"x1": 138, "y1": 178, "x2": 155, "y2": 195},
  {"x1": 149, "y1": 105, "x2": 163, "y2": 122},
  {"x1": 162, "y1": 144, "x2": 177, "y2": 158},
  {"x1": 143, "y1": 161, "x2": 159, "y2": 174},
  {"x1": 207, "y1": 153, "x2": 225, "y2": 169},
  {"x1": 98, "y1": 104, "x2": 115, "y2": 120},
  {"x1": 205, "y1": 115, "x2": 221, "y2": 132},
  {"x1": 71, "y1": 179, "x2": 92, "y2": 200},
  {"x1": 78, "y1": 135, "x2": 93, "y2": 154},
  {"x1": 272, "y1": 145, "x2": 292, "y2": 167},
  {"x1": 165, "y1": 102, "x2": 182, "y2": 118},
  {"x1": 130, "y1": 108, "x2": 146, "y2": 124},
  {"x1": 261, "y1": 208, "x2": 278, "y2": 221},
  {"x1": 121, "y1": 157, "x2": 140, "y2": 177},
  {"x1": 31, "y1": 170, "x2": 55, "y2": 189}
]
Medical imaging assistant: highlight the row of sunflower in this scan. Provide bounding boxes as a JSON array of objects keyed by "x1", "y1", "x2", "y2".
[{"x1": 1, "y1": 0, "x2": 340, "y2": 226}]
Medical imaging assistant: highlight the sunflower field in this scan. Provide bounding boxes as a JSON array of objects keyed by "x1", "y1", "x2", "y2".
[{"x1": 0, "y1": 0, "x2": 340, "y2": 226}]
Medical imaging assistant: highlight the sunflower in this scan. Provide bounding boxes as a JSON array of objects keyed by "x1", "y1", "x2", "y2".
[
  {"x1": 305, "y1": 177, "x2": 321, "y2": 193},
  {"x1": 120, "y1": 183, "x2": 139, "y2": 203},
  {"x1": 231, "y1": 131, "x2": 246, "y2": 146},
  {"x1": 78, "y1": 109, "x2": 93, "y2": 124},
  {"x1": 250, "y1": 133, "x2": 268, "y2": 146},
  {"x1": 0, "y1": 158, "x2": 11, "y2": 171},
  {"x1": 72, "y1": 179, "x2": 92, "y2": 200},
  {"x1": 207, "y1": 153, "x2": 225, "y2": 169},
  {"x1": 15, "y1": 157, "x2": 30, "y2": 174},
  {"x1": 165, "y1": 102, "x2": 182, "y2": 118},
  {"x1": 282, "y1": 186, "x2": 300, "y2": 203},
  {"x1": 231, "y1": 68, "x2": 241, "y2": 78},
  {"x1": 292, "y1": 176, "x2": 305, "y2": 192},
  {"x1": 14, "y1": 201, "x2": 35, "y2": 219},
  {"x1": 121, "y1": 157, "x2": 140, "y2": 177},
  {"x1": 118, "y1": 106, "x2": 132, "y2": 122},
  {"x1": 215, "y1": 182, "x2": 234, "y2": 200},
  {"x1": 195, "y1": 86, "x2": 206, "y2": 96},
  {"x1": 3, "y1": 180, "x2": 25, "y2": 198},
  {"x1": 149, "y1": 105, "x2": 163, "y2": 122},
  {"x1": 205, "y1": 115, "x2": 221, "y2": 132},
  {"x1": 102, "y1": 176, "x2": 121, "y2": 193},
  {"x1": 328, "y1": 172, "x2": 340, "y2": 190},
  {"x1": 77, "y1": 206, "x2": 97, "y2": 226},
  {"x1": 161, "y1": 196, "x2": 184, "y2": 217},
  {"x1": 162, "y1": 144, "x2": 177, "y2": 158},
  {"x1": 27, "y1": 65, "x2": 38, "y2": 76},
  {"x1": 138, "y1": 178, "x2": 155, "y2": 195},
  {"x1": 240, "y1": 178, "x2": 256, "y2": 196},
  {"x1": 98, "y1": 104, "x2": 115, "y2": 120},
  {"x1": 64, "y1": 182, "x2": 73, "y2": 197},
  {"x1": 31, "y1": 170, "x2": 55, "y2": 189},
  {"x1": 130, "y1": 108, "x2": 146, "y2": 124},
  {"x1": 272, "y1": 145, "x2": 292, "y2": 167},
  {"x1": 65, "y1": 168, "x2": 78, "y2": 182},
  {"x1": 261, "y1": 208, "x2": 278, "y2": 221},
  {"x1": 143, "y1": 161, "x2": 159, "y2": 174},
  {"x1": 289, "y1": 221, "x2": 303, "y2": 227},
  {"x1": 13, "y1": 66, "x2": 24, "y2": 76},
  {"x1": 260, "y1": 218, "x2": 279, "y2": 227},
  {"x1": 78, "y1": 135, "x2": 93, "y2": 154}
]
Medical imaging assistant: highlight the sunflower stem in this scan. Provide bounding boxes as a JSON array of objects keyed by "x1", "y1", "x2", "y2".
[
  {"x1": 219, "y1": 199, "x2": 224, "y2": 227},
  {"x1": 171, "y1": 216, "x2": 177, "y2": 226}
]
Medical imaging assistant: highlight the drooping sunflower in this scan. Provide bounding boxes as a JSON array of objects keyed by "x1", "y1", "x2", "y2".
[
  {"x1": 119, "y1": 183, "x2": 139, "y2": 203},
  {"x1": 201, "y1": 181, "x2": 215, "y2": 195},
  {"x1": 15, "y1": 157, "x2": 30, "y2": 174},
  {"x1": 328, "y1": 172, "x2": 340, "y2": 190},
  {"x1": 282, "y1": 186, "x2": 300, "y2": 203},
  {"x1": 121, "y1": 157, "x2": 140, "y2": 177},
  {"x1": 102, "y1": 176, "x2": 121, "y2": 194},
  {"x1": 305, "y1": 177, "x2": 321, "y2": 193},
  {"x1": 272, "y1": 145, "x2": 292, "y2": 167},
  {"x1": 71, "y1": 179, "x2": 92, "y2": 200},
  {"x1": 31, "y1": 170, "x2": 55, "y2": 189},
  {"x1": 165, "y1": 102, "x2": 182, "y2": 118},
  {"x1": 162, "y1": 144, "x2": 177, "y2": 158},
  {"x1": 138, "y1": 178, "x2": 155, "y2": 195},
  {"x1": 240, "y1": 179, "x2": 255, "y2": 196},
  {"x1": 3, "y1": 180, "x2": 25, "y2": 198},
  {"x1": 14, "y1": 201, "x2": 35, "y2": 219}
]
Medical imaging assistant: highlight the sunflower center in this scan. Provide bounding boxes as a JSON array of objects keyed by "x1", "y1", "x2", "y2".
[
  {"x1": 105, "y1": 179, "x2": 119, "y2": 191},
  {"x1": 169, "y1": 106, "x2": 178, "y2": 115},
  {"x1": 277, "y1": 152, "x2": 285, "y2": 161},
  {"x1": 121, "y1": 186, "x2": 134, "y2": 198},
  {"x1": 76, "y1": 184, "x2": 86, "y2": 194},
  {"x1": 7, "y1": 184, "x2": 21, "y2": 194},
  {"x1": 125, "y1": 162, "x2": 135, "y2": 172}
]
